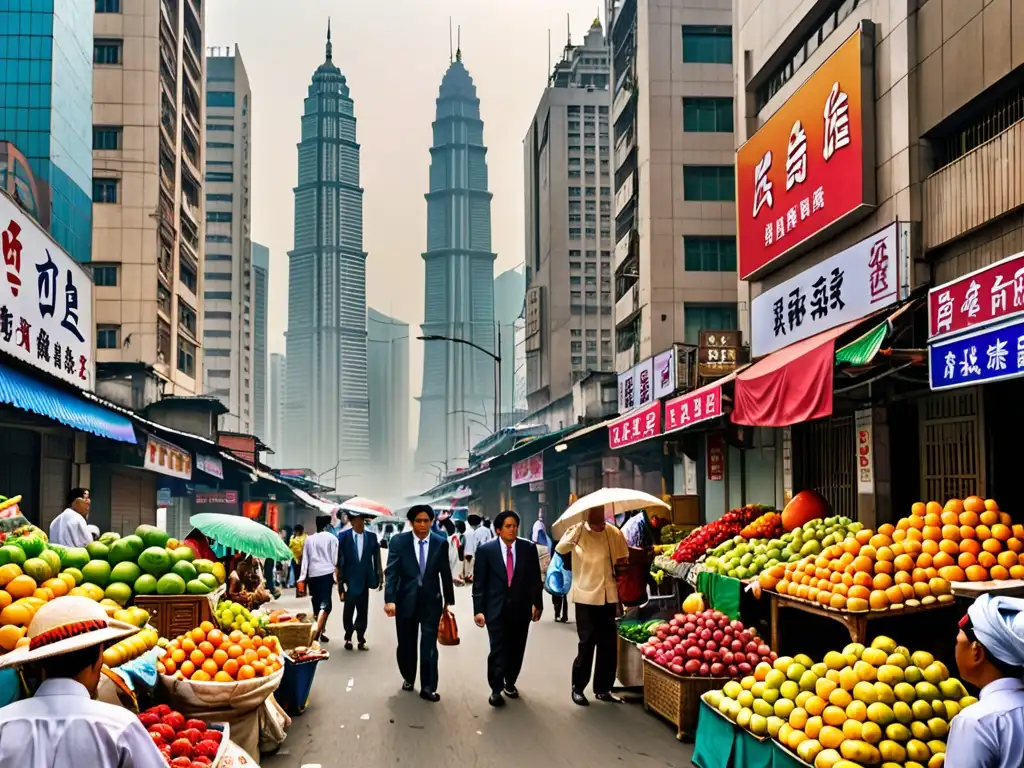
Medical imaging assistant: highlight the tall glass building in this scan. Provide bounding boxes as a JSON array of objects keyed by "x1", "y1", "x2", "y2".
[
  {"x1": 415, "y1": 50, "x2": 496, "y2": 472},
  {"x1": 283, "y1": 24, "x2": 369, "y2": 474},
  {"x1": 0, "y1": 0, "x2": 94, "y2": 261}
]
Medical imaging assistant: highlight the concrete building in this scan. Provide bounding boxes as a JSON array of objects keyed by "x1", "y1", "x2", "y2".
[
  {"x1": 523, "y1": 19, "x2": 615, "y2": 414},
  {"x1": 92, "y1": 0, "x2": 206, "y2": 395},
  {"x1": 609, "y1": 0, "x2": 737, "y2": 372},
  {"x1": 203, "y1": 47, "x2": 252, "y2": 432},
  {"x1": 494, "y1": 266, "x2": 526, "y2": 424},
  {"x1": 0, "y1": 1, "x2": 93, "y2": 262},
  {"x1": 415, "y1": 49, "x2": 496, "y2": 471},
  {"x1": 368, "y1": 309, "x2": 410, "y2": 495},
  {"x1": 268, "y1": 352, "x2": 286, "y2": 457},
  {"x1": 252, "y1": 241, "x2": 268, "y2": 441},
  {"x1": 283, "y1": 23, "x2": 369, "y2": 474}
]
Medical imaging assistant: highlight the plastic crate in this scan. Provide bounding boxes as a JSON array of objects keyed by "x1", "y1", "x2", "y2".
[{"x1": 275, "y1": 655, "x2": 324, "y2": 715}]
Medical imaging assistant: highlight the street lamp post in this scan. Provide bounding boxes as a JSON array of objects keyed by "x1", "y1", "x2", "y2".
[{"x1": 419, "y1": 328, "x2": 502, "y2": 432}]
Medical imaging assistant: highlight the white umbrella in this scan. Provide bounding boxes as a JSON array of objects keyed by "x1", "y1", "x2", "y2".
[{"x1": 551, "y1": 487, "x2": 670, "y2": 540}]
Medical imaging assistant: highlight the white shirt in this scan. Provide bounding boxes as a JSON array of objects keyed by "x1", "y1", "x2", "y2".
[
  {"x1": 947, "y1": 677, "x2": 1024, "y2": 768},
  {"x1": 298, "y1": 531, "x2": 339, "y2": 581},
  {"x1": 0, "y1": 678, "x2": 167, "y2": 768},
  {"x1": 353, "y1": 531, "x2": 364, "y2": 560},
  {"x1": 49, "y1": 509, "x2": 92, "y2": 548}
]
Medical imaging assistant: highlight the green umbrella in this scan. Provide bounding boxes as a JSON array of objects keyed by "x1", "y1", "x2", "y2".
[{"x1": 189, "y1": 513, "x2": 293, "y2": 561}]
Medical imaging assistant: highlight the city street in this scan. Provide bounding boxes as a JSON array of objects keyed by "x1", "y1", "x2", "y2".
[{"x1": 261, "y1": 589, "x2": 692, "y2": 768}]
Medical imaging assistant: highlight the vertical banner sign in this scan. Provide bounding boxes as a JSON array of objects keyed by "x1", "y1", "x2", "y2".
[
  {"x1": 635, "y1": 357, "x2": 654, "y2": 408},
  {"x1": 653, "y1": 348, "x2": 676, "y2": 399},
  {"x1": 855, "y1": 409, "x2": 874, "y2": 493},
  {"x1": 782, "y1": 427, "x2": 793, "y2": 505},
  {"x1": 617, "y1": 367, "x2": 636, "y2": 413},
  {"x1": 706, "y1": 433, "x2": 725, "y2": 481}
]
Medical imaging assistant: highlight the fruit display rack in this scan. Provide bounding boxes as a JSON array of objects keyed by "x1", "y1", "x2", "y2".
[
  {"x1": 768, "y1": 591, "x2": 958, "y2": 647},
  {"x1": 641, "y1": 658, "x2": 720, "y2": 741}
]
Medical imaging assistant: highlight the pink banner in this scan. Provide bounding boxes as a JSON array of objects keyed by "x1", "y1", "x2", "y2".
[
  {"x1": 609, "y1": 400, "x2": 662, "y2": 449},
  {"x1": 928, "y1": 251, "x2": 1024, "y2": 339},
  {"x1": 664, "y1": 384, "x2": 723, "y2": 433},
  {"x1": 511, "y1": 454, "x2": 543, "y2": 487}
]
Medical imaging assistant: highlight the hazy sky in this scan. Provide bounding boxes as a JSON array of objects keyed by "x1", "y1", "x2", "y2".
[{"x1": 206, "y1": 0, "x2": 606, "y2": 444}]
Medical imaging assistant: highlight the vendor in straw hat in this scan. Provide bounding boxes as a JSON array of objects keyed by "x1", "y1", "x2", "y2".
[
  {"x1": 947, "y1": 593, "x2": 1024, "y2": 768},
  {"x1": 0, "y1": 596, "x2": 167, "y2": 767}
]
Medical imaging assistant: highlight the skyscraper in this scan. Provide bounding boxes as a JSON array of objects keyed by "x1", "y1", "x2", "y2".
[
  {"x1": 368, "y1": 309, "x2": 409, "y2": 495},
  {"x1": 283, "y1": 23, "x2": 369, "y2": 474},
  {"x1": 493, "y1": 266, "x2": 525, "y2": 425},
  {"x1": 203, "y1": 48, "x2": 253, "y2": 432},
  {"x1": 268, "y1": 353, "x2": 286, "y2": 456},
  {"x1": 0, "y1": 1, "x2": 93, "y2": 262},
  {"x1": 415, "y1": 48, "x2": 496, "y2": 472},
  {"x1": 252, "y1": 242, "x2": 268, "y2": 441}
]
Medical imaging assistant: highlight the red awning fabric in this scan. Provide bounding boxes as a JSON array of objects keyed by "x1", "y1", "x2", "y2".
[{"x1": 731, "y1": 318, "x2": 864, "y2": 428}]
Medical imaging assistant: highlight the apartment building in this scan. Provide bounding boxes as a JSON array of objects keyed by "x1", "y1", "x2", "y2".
[
  {"x1": 92, "y1": 0, "x2": 205, "y2": 395},
  {"x1": 203, "y1": 47, "x2": 252, "y2": 432},
  {"x1": 523, "y1": 19, "x2": 615, "y2": 414},
  {"x1": 609, "y1": 0, "x2": 738, "y2": 375}
]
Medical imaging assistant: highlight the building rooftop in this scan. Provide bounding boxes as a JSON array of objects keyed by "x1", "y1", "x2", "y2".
[{"x1": 438, "y1": 55, "x2": 478, "y2": 103}]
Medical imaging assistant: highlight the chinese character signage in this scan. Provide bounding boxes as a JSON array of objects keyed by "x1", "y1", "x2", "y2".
[
  {"x1": 751, "y1": 222, "x2": 901, "y2": 357},
  {"x1": 196, "y1": 454, "x2": 223, "y2": 479},
  {"x1": 609, "y1": 400, "x2": 661, "y2": 450},
  {"x1": 194, "y1": 491, "x2": 239, "y2": 505},
  {"x1": 511, "y1": 453, "x2": 544, "y2": 487},
  {"x1": 635, "y1": 357, "x2": 654, "y2": 408},
  {"x1": 706, "y1": 433, "x2": 726, "y2": 481},
  {"x1": 617, "y1": 367, "x2": 636, "y2": 414},
  {"x1": 664, "y1": 383, "x2": 724, "y2": 434},
  {"x1": 653, "y1": 348, "x2": 677, "y2": 399},
  {"x1": 0, "y1": 192, "x2": 93, "y2": 387},
  {"x1": 736, "y1": 27, "x2": 876, "y2": 281},
  {"x1": 929, "y1": 317, "x2": 1024, "y2": 390},
  {"x1": 525, "y1": 286, "x2": 542, "y2": 352},
  {"x1": 928, "y1": 252, "x2": 1024, "y2": 340},
  {"x1": 698, "y1": 330, "x2": 742, "y2": 377},
  {"x1": 855, "y1": 409, "x2": 874, "y2": 493},
  {"x1": 144, "y1": 435, "x2": 192, "y2": 480}
]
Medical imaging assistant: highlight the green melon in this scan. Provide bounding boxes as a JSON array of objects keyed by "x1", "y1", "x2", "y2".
[
  {"x1": 171, "y1": 560, "x2": 197, "y2": 582},
  {"x1": 98, "y1": 531, "x2": 121, "y2": 545},
  {"x1": 186, "y1": 579, "x2": 211, "y2": 595},
  {"x1": 169, "y1": 546, "x2": 195, "y2": 563},
  {"x1": 62, "y1": 567, "x2": 83, "y2": 586},
  {"x1": 110, "y1": 561, "x2": 142, "y2": 584},
  {"x1": 104, "y1": 582, "x2": 132, "y2": 606},
  {"x1": 22, "y1": 557, "x2": 53, "y2": 582},
  {"x1": 133, "y1": 573, "x2": 158, "y2": 595},
  {"x1": 15, "y1": 536, "x2": 46, "y2": 559},
  {"x1": 109, "y1": 535, "x2": 144, "y2": 565},
  {"x1": 81, "y1": 559, "x2": 112, "y2": 588},
  {"x1": 138, "y1": 547, "x2": 172, "y2": 576},
  {"x1": 135, "y1": 525, "x2": 170, "y2": 549},
  {"x1": 194, "y1": 558, "x2": 215, "y2": 575},
  {"x1": 59, "y1": 546, "x2": 91, "y2": 570},
  {"x1": 85, "y1": 541, "x2": 110, "y2": 560},
  {"x1": 197, "y1": 572, "x2": 219, "y2": 590},
  {"x1": 156, "y1": 572, "x2": 186, "y2": 595},
  {"x1": 38, "y1": 549, "x2": 61, "y2": 575},
  {"x1": 0, "y1": 545, "x2": 25, "y2": 566}
]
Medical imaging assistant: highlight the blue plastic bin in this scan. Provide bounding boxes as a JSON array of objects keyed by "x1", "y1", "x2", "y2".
[{"x1": 276, "y1": 655, "x2": 323, "y2": 715}]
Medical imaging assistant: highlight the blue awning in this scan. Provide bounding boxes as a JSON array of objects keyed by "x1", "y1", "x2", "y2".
[{"x1": 0, "y1": 362, "x2": 137, "y2": 444}]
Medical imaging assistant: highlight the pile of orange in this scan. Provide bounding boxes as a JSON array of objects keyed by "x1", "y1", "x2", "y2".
[
  {"x1": 157, "y1": 621, "x2": 282, "y2": 682},
  {"x1": 0, "y1": 564, "x2": 76, "y2": 650}
]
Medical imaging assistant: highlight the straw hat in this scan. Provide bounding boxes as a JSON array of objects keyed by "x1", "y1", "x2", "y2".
[{"x1": 0, "y1": 596, "x2": 137, "y2": 669}]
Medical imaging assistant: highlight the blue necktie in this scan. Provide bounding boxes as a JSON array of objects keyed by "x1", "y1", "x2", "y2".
[{"x1": 418, "y1": 539, "x2": 427, "y2": 582}]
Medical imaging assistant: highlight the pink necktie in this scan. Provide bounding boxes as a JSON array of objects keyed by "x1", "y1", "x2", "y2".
[{"x1": 506, "y1": 545, "x2": 514, "y2": 586}]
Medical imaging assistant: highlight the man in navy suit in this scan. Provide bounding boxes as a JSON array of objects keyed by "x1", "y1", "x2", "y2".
[
  {"x1": 337, "y1": 511, "x2": 383, "y2": 651},
  {"x1": 473, "y1": 510, "x2": 543, "y2": 708},
  {"x1": 384, "y1": 504, "x2": 455, "y2": 702}
]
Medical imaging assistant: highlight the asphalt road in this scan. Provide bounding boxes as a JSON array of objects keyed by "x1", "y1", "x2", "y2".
[{"x1": 260, "y1": 587, "x2": 693, "y2": 767}]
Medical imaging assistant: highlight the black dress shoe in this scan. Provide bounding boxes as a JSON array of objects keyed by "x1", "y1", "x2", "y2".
[
  {"x1": 319, "y1": 633, "x2": 330, "y2": 643},
  {"x1": 420, "y1": 690, "x2": 441, "y2": 703},
  {"x1": 571, "y1": 688, "x2": 589, "y2": 706},
  {"x1": 558, "y1": 617, "x2": 569, "y2": 623},
  {"x1": 503, "y1": 684, "x2": 519, "y2": 699},
  {"x1": 344, "y1": 641, "x2": 353, "y2": 651},
  {"x1": 402, "y1": 680, "x2": 415, "y2": 692},
  {"x1": 595, "y1": 692, "x2": 624, "y2": 703},
  {"x1": 488, "y1": 692, "x2": 505, "y2": 707},
  {"x1": 357, "y1": 641, "x2": 368, "y2": 651}
]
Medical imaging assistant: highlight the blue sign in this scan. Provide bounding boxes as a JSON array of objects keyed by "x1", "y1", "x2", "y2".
[{"x1": 929, "y1": 316, "x2": 1024, "y2": 390}]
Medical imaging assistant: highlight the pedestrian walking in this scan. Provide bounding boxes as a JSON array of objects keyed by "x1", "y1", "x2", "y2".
[
  {"x1": 384, "y1": 504, "x2": 455, "y2": 702},
  {"x1": 438, "y1": 518, "x2": 464, "y2": 586},
  {"x1": 297, "y1": 516, "x2": 339, "y2": 643},
  {"x1": 945, "y1": 593, "x2": 1024, "y2": 767},
  {"x1": 0, "y1": 596, "x2": 167, "y2": 767},
  {"x1": 555, "y1": 506, "x2": 629, "y2": 706},
  {"x1": 337, "y1": 511, "x2": 383, "y2": 651},
  {"x1": 49, "y1": 488, "x2": 92, "y2": 548},
  {"x1": 288, "y1": 524, "x2": 307, "y2": 589},
  {"x1": 472, "y1": 510, "x2": 543, "y2": 707}
]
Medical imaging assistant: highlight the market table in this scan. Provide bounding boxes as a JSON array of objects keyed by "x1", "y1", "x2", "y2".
[
  {"x1": 950, "y1": 579, "x2": 1024, "y2": 599},
  {"x1": 692, "y1": 700, "x2": 806, "y2": 768}
]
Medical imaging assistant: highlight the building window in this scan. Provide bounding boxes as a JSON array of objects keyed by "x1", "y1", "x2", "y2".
[
  {"x1": 684, "y1": 236, "x2": 737, "y2": 272},
  {"x1": 205, "y1": 311, "x2": 232, "y2": 320},
  {"x1": 682, "y1": 26, "x2": 732, "y2": 64},
  {"x1": 205, "y1": 291, "x2": 232, "y2": 300},
  {"x1": 571, "y1": 328, "x2": 582, "y2": 337},
  {"x1": 206, "y1": 91, "x2": 236, "y2": 108},
  {"x1": 207, "y1": 194, "x2": 234, "y2": 202},
  {"x1": 207, "y1": 211, "x2": 233, "y2": 223},
  {"x1": 569, "y1": 228, "x2": 582, "y2": 240},
  {"x1": 206, "y1": 124, "x2": 234, "y2": 132},
  {"x1": 93, "y1": 126, "x2": 122, "y2": 150},
  {"x1": 178, "y1": 301, "x2": 197, "y2": 336},
  {"x1": 180, "y1": 261, "x2": 197, "y2": 292},
  {"x1": 204, "y1": 272, "x2": 232, "y2": 281},
  {"x1": 206, "y1": 234, "x2": 233, "y2": 244},
  {"x1": 94, "y1": 39, "x2": 122, "y2": 64},
  {"x1": 92, "y1": 179, "x2": 119, "y2": 203},
  {"x1": 571, "y1": 341, "x2": 582, "y2": 353},
  {"x1": 97, "y1": 325, "x2": 119, "y2": 349},
  {"x1": 205, "y1": 330, "x2": 232, "y2": 338},
  {"x1": 205, "y1": 349, "x2": 231, "y2": 357},
  {"x1": 95, "y1": 0, "x2": 120, "y2": 10},
  {"x1": 177, "y1": 338, "x2": 196, "y2": 378},
  {"x1": 92, "y1": 265, "x2": 118, "y2": 286},
  {"x1": 684, "y1": 303, "x2": 738, "y2": 345},
  {"x1": 683, "y1": 166, "x2": 735, "y2": 201},
  {"x1": 205, "y1": 172, "x2": 234, "y2": 183},
  {"x1": 207, "y1": 142, "x2": 235, "y2": 149},
  {"x1": 683, "y1": 98, "x2": 734, "y2": 133}
]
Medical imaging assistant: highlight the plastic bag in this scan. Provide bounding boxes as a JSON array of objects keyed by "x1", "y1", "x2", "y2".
[{"x1": 545, "y1": 551, "x2": 572, "y2": 596}]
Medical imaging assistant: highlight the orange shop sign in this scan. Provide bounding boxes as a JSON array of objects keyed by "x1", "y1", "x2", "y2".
[{"x1": 736, "y1": 26, "x2": 876, "y2": 281}]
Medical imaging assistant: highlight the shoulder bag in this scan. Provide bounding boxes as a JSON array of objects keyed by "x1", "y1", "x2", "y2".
[{"x1": 438, "y1": 607, "x2": 460, "y2": 646}]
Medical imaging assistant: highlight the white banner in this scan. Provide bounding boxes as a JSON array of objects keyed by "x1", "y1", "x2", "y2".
[
  {"x1": 653, "y1": 348, "x2": 676, "y2": 399},
  {"x1": 617, "y1": 367, "x2": 636, "y2": 413},
  {"x1": 635, "y1": 357, "x2": 654, "y2": 408},
  {"x1": 144, "y1": 435, "x2": 192, "y2": 480},
  {"x1": 0, "y1": 193, "x2": 94, "y2": 387},
  {"x1": 750, "y1": 222, "x2": 900, "y2": 358}
]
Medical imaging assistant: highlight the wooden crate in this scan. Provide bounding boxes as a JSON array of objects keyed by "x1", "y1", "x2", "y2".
[
  {"x1": 267, "y1": 622, "x2": 314, "y2": 651},
  {"x1": 134, "y1": 594, "x2": 213, "y2": 640},
  {"x1": 642, "y1": 659, "x2": 717, "y2": 741}
]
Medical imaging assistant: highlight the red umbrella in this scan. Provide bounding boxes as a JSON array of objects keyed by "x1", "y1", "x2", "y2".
[{"x1": 339, "y1": 497, "x2": 391, "y2": 519}]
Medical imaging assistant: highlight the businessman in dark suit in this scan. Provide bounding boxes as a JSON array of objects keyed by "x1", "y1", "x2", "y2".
[
  {"x1": 473, "y1": 510, "x2": 543, "y2": 708},
  {"x1": 384, "y1": 504, "x2": 455, "y2": 702},
  {"x1": 337, "y1": 511, "x2": 383, "y2": 651}
]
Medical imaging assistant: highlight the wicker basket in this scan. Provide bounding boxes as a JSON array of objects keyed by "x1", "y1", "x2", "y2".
[
  {"x1": 642, "y1": 659, "x2": 717, "y2": 741},
  {"x1": 267, "y1": 622, "x2": 314, "y2": 650}
]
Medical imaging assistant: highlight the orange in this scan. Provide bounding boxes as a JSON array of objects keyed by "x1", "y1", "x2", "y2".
[
  {"x1": 0, "y1": 603, "x2": 33, "y2": 627},
  {"x1": 884, "y1": 585, "x2": 904, "y2": 604},
  {"x1": 938, "y1": 565, "x2": 966, "y2": 582},
  {"x1": 907, "y1": 527, "x2": 924, "y2": 542},
  {"x1": 843, "y1": 538, "x2": 861, "y2": 554},
  {"x1": 848, "y1": 585, "x2": 870, "y2": 600},
  {"x1": 990, "y1": 565, "x2": 1010, "y2": 580},
  {"x1": 189, "y1": 627, "x2": 206, "y2": 643},
  {"x1": 856, "y1": 529, "x2": 873, "y2": 545},
  {"x1": 263, "y1": 665, "x2": 276, "y2": 676},
  {"x1": 960, "y1": 539, "x2": 982, "y2": 556},
  {"x1": 980, "y1": 510, "x2": 999, "y2": 527},
  {"x1": 983, "y1": 538, "x2": 1003, "y2": 554},
  {"x1": 222, "y1": 659, "x2": 240, "y2": 677},
  {"x1": 998, "y1": 550, "x2": 1019, "y2": 569},
  {"x1": 212, "y1": 649, "x2": 229, "y2": 667},
  {"x1": 32, "y1": 588, "x2": 54, "y2": 602},
  {"x1": 921, "y1": 539, "x2": 939, "y2": 556},
  {"x1": 917, "y1": 552, "x2": 934, "y2": 569},
  {"x1": 960, "y1": 525, "x2": 977, "y2": 540},
  {"x1": 252, "y1": 660, "x2": 267, "y2": 676},
  {"x1": 909, "y1": 515, "x2": 925, "y2": 530},
  {"x1": 899, "y1": 582, "x2": 915, "y2": 601},
  {"x1": 992, "y1": 524, "x2": 1012, "y2": 542},
  {"x1": 878, "y1": 523, "x2": 896, "y2": 537},
  {"x1": 1010, "y1": 565, "x2": 1024, "y2": 579},
  {"x1": 894, "y1": 570, "x2": 911, "y2": 585},
  {"x1": 903, "y1": 538, "x2": 923, "y2": 555},
  {"x1": 873, "y1": 573, "x2": 893, "y2": 591},
  {"x1": 207, "y1": 629, "x2": 225, "y2": 647},
  {"x1": 941, "y1": 525, "x2": 961, "y2": 543},
  {"x1": 6, "y1": 575, "x2": 36, "y2": 599},
  {"x1": 199, "y1": 620, "x2": 215, "y2": 633},
  {"x1": 923, "y1": 526, "x2": 942, "y2": 542},
  {"x1": 893, "y1": 554, "x2": 915, "y2": 572},
  {"x1": 1008, "y1": 538, "x2": 1024, "y2": 552},
  {"x1": 251, "y1": 635, "x2": 263, "y2": 648},
  {"x1": 180, "y1": 660, "x2": 195, "y2": 678},
  {"x1": 42, "y1": 578, "x2": 68, "y2": 597},
  {"x1": 869, "y1": 590, "x2": 889, "y2": 610},
  {"x1": 243, "y1": 649, "x2": 259, "y2": 664},
  {"x1": 57, "y1": 572, "x2": 76, "y2": 591},
  {"x1": 944, "y1": 498, "x2": 965, "y2": 514},
  {"x1": 940, "y1": 510, "x2": 959, "y2": 526},
  {"x1": 927, "y1": 501, "x2": 944, "y2": 516},
  {"x1": 985, "y1": 498, "x2": 1001, "y2": 511},
  {"x1": 874, "y1": 560, "x2": 894, "y2": 575},
  {"x1": 0, "y1": 625, "x2": 25, "y2": 651},
  {"x1": 925, "y1": 566, "x2": 939, "y2": 578},
  {"x1": 876, "y1": 546, "x2": 894, "y2": 562},
  {"x1": 0, "y1": 592, "x2": 11, "y2": 611},
  {"x1": 0, "y1": 564, "x2": 22, "y2": 587},
  {"x1": 833, "y1": 582, "x2": 849, "y2": 597},
  {"x1": 161, "y1": 658, "x2": 176, "y2": 675},
  {"x1": 189, "y1": 649, "x2": 206, "y2": 666},
  {"x1": 932, "y1": 552, "x2": 955, "y2": 569},
  {"x1": 829, "y1": 571, "x2": 843, "y2": 585},
  {"x1": 966, "y1": 565, "x2": 989, "y2": 582},
  {"x1": 182, "y1": 638, "x2": 197, "y2": 654},
  {"x1": 198, "y1": 641, "x2": 215, "y2": 657},
  {"x1": 817, "y1": 591, "x2": 832, "y2": 606},
  {"x1": 201, "y1": 659, "x2": 219, "y2": 677},
  {"x1": 938, "y1": 539, "x2": 960, "y2": 556},
  {"x1": 853, "y1": 571, "x2": 873, "y2": 588},
  {"x1": 869, "y1": 534, "x2": 893, "y2": 550},
  {"x1": 978, "y1": 552, "x2": 997, "y2": 569},
  {"x1": 237, "y1": 664, "x2": 256, "y2": 680},
  {"x1": 171, "y1": 648, "x2": 186, "y2": 664},
  {"x1": 963, "y1": 496, "x2": 986, "y2": 513},
  {"x1": 959, "y1": 511, "x2": 980, "y2": 527},
  {"x1": 892, "y1": 528, "x2": 907, "y2": 542},
  {"x1": 191, "y1": 670, "x2": 212, "y2": 682},
  {"x1": 214, "y1": 671, "x2": 234, "y2": 683},
  {"x1": 924, "y1": 512, "x2": 941, "y2": 528},
  {"x1": 229, "y1": 630, "x2": 244, "y2": 643},
  {"x1": 911, "y1": 502, "x2": 926, "y2": 516},
  {"x1": 958, "y1": 552, "x2": 977, "y2": 569},
  {"x1": 227, "y1": 644, "x2": 244, "y2": 659},
  {"x1": 842, "y1": 573, "x2": 854, "y2": 587},
  {"x1": 829, "y1": 594, "x2": 847, "y2": 609},
  {"x1": 1001, "y1": 513, "x2": 1013, "y2": 526}
]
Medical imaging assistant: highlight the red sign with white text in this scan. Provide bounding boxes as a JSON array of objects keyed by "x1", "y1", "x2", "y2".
[
  {"x1": 928, "y1": 251, "x2": 1024, "y2": 340},
  {"x1": 609, "y1": 400, "x2": 662, "y2": 450},
  {"x1": 511, "y1": 454, "x2": 544, "y2": 487},
  {"x1": 736, "y1": 28, "x2": 873, "y2": 280},
  {"x1": 664, "y1": 384, "x2": 723, "y2": 434}
]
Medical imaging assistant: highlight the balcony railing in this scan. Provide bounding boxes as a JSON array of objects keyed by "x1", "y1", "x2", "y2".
[
  {"x1": 613, "y1": 81, "x2": 635, "y2": 123},
  {"x1": 614, "y1": 171, "x2": 635, "y2": 217},
  {"x1": 614, "y1": 127, "x2": 635, "y2": 171},
  {"x1": 157, "y1": 282, "x2": 172, "y2": 317},
  {"x1": 157, "y1": 318, "x2": 171, "y2": 366},
  {"x1": 158, "y1": 245, "x2": 173, "y2": 286}
]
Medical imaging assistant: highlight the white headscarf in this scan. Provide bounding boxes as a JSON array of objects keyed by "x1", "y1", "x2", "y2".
[{"x1": 968, "y1": 593, "x2": 1024, "y2": 668}]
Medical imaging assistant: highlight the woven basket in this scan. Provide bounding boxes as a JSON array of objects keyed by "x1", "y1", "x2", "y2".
[
  {"x1": 267, "y1": 622, "x2": 314, "y2": 650},
  {"x1": 642, "y1": 659, "x2": 717, "y2": 741}
]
